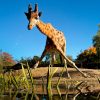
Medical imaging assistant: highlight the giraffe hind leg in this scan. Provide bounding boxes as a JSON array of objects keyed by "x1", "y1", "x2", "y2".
[
  {"x1": 64, "y1": 59, "x2": 71, "y2": 78},
  {"x1": 60, "y1": 55, "x2": 71, "y2": 78},
  {"x1": 61, "y1": 45, "x2": 71, "y2": 78},
  {"x1": 56, "y1": 47, "x2": 87, "y2": 77}
]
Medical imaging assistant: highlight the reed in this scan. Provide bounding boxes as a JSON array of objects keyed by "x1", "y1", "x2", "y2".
[
  {"x1": 26, "y1": 62, "x2": 34, "y2": 91},
  {"x1": 21, "y1": 63, "x2": 30, "y2": 89},
  {"x1": 47, "y1": 65, "x2": 58, "y2": 100},
  {"x1": 10, "y1": 72, "x2": 18, "y2": 90}
]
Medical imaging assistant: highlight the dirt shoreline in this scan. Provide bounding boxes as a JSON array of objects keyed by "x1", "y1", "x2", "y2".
[{"x1": 31, "y1": 67, "x2": 100, "y2": 78}]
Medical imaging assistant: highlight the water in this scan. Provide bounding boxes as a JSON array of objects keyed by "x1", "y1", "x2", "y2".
[
  {"x1": 0, "y1": 92, "x2": 100, "y2": 100},
  {"x1": 0, "y1": 77, "x2": 100, "y2": 100}
]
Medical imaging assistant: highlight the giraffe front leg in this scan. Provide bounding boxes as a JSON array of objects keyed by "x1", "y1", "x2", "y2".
[{"x1": 33, "y1": 49, "x2": 47, "y2": 69}]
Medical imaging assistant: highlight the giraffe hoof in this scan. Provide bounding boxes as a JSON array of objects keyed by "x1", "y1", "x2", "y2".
[
  {"x1": 82, "y1": 73, "x2": 88, "y2": 78},
  {"x1": 68, "y1": 75, "x2": 71, "y2": 79}
]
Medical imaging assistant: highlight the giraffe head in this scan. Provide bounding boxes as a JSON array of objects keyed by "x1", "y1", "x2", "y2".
[{"x1": 25, "y1": 4, "x2": 42, "y2": 30}]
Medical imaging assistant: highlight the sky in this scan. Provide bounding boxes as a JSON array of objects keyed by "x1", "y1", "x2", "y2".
[{"x1": 0, "y1": 0, "x2": 100, "y2": 60}]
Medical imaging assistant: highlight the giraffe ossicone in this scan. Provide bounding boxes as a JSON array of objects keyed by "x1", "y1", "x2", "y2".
[{"x1": 25, "y1": 4, "x2": 87, "y2": 78}]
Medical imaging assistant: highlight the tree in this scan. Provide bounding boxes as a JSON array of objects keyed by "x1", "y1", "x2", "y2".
[
  {"x1": 0, "y1": 51, "x2": 16, "y2": 70},
  {"x1": 33, "y1": 56, "x2": 40, "y2": 63},
  {"x1": 75, "y1": 46, "x2": 97, "y2": 68},
  {"x1": 19, "y1": 56, "x2": 41, "y2": 67},
  {"x1": 93, "y1": 24, "x2": 100, "y2": 63}
]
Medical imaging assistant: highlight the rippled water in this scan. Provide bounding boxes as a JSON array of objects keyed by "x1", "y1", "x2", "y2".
[{"x1": 0, "y1": 92, "x2": 100, "y2": 100}]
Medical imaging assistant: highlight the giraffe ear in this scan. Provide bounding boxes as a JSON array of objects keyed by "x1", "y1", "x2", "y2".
[{"x1": 38, "y1": 12, "x2": 42, "y2": 17}]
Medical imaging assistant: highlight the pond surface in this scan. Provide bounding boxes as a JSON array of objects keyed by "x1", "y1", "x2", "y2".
[
  {"x1": 0, "y1": 92, "x2": 100, "y2": 100},
  {"x1": 0, "y1": 77, "x2": 100, "y2": 100},
  {"x1": 0, "y1": 81, "x2": 100, "y2": 100}
]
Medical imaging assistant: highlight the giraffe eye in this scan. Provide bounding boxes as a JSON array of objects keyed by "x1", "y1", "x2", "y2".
[
  {"x1": 35, "y1": 16, "x2": 39, "y2": 20},
  {"x1": 35, "y1": 17, "x2": 38, "y2": 19}
]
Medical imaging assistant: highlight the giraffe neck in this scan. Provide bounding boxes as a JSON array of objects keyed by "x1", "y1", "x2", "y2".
[{"x1": 36, "y1": 20, "x2": 52, "y2": 38}]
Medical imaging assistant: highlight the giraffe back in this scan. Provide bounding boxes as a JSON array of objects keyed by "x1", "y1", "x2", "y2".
[{"x1": 45, "y1": 23, "x2": 66, "y2": 49}]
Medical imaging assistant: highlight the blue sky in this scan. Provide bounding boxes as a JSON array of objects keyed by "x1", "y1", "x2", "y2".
[{"x1": 0, "y1": 0, "x2": 100, "y2": 60}]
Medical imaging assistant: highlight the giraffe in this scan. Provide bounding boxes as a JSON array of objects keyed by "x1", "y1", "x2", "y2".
[{"x1": 25, "y1": 4, "x2": 86, "y2": 78}]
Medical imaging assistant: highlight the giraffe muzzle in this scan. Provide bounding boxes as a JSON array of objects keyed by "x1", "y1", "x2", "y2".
[{"x1": 28, "y1": 24, "x2": 33, "y2": 30}]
